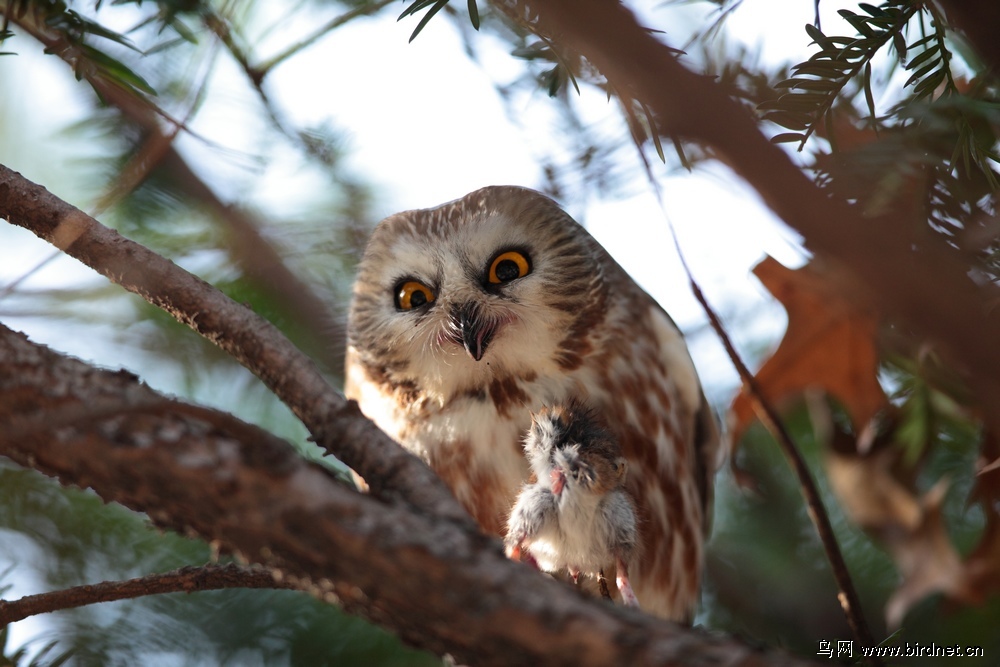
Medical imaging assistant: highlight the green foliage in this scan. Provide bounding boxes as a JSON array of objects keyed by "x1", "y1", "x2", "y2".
[
  {"x1": 0, "y1": 27, "x2": 13, "y2": 55},
  {"x1": 0, "y1": 624, "x2": 72, "y2": 667},
  {"x1": 706, "y1": 409, "x2": 894, "y2": 655},
  {"x1": 760, "y1": 1, "x2": 1000, "y2": 283},
  {"x1": 0, "y1": 464, "x2": 437, "y2": 666},
  {"x1": 3, "y1": 1, "x2": 161, "y2": 98},
  {"x1": 760, "y1": 2, "x2": 919, "y2": 149},
  {"x1": 402, "y1": 0, "x2": 687, "y2": 171},
  {"x1": 708, "y1": 400, "x2": 997, "y2": 662},
  {"x1": 399, "y1": 0, "x2": 480, "y2": 42}
]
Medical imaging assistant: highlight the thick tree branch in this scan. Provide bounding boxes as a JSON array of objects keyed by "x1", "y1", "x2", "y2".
[
  {"x1": 511, "y1": 0, "x2": 1000, "y2": 433},
  {"x1": 936, "y1": 0, "x2": 1000, "y2": 76},
  {"x1": 0, "y1": 323, "x2": 818, "y2": 666},
  {"x1": 0, "y1": 162, "x2": 469, "y2": 527},
  {"x1": 0, "y1": 564, "x2": 293, "y2": 626}
]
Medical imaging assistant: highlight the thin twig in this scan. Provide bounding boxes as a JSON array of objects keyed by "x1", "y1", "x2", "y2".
[
  {"x1": 621, "y1": 88, "x2": 877, "y2": 654},
  {"x1": 255, "y1": 0, "x2": 397, "y2": 78},
  {"x1": 0, "y1": 564, "x2": 293, "y2": 625},
  {"x1": 656, "y1": 185, "x2": 876, "y2": 656},
  {"x1": 684, "y1": 260, "x2": 877, "y2": 655},
  {"x1": 0, "y1": 249, "x2": 61, "y2": 301},
  {"x1": 0, "y1": 162, "x2": 470, "y2": 526},
  {"x1": 1, "y1": 110, "x2": 186, "y2": 302}
]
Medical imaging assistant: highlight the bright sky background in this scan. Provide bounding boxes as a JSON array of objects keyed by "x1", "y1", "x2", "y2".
[
  {"x1": 0, "y1": 0, "x2": 861, "y2": 398},
  {"x1": 0, "y1": 0, "x2": 861, "y2": 655}
]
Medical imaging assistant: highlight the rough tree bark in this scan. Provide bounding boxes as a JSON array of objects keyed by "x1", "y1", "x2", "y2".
[
  {"x1": 0, "y1": 320, "x2": 815, "y2": 666},
  {"x1": 0, "y1": 163, "x2": 467, "y2": 527}
]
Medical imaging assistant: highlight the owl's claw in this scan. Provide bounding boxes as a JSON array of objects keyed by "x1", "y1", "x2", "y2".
[
  {"x1": 616, "y1": 557, "x2": 640, "y2": 608},
  {"x1": 506, "y1": 540, "x2": 540, "y2": 570}
]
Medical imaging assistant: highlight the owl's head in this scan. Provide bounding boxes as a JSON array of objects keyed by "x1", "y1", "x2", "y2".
[
  {"x1": 525, "y1": 402, "x2": 627, "y2": 498},
  {"x1": 347, "y1": 186, "x2": 609, "y2": 402}
]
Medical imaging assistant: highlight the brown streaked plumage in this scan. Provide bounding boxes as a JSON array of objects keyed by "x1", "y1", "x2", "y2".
[{"x1": 346, "y1": 185, "x2": 720, "y2": 620}]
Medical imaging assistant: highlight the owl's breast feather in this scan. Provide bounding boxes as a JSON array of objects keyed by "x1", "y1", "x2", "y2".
[{"x1": 347, "y1": 348, "x2": 578, "y2": 535}]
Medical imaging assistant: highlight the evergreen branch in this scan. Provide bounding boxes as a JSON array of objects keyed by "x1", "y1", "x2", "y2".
[
  {"x1": 761, "y1": 2, "x2": 918, "y2": 150},
  {"x1": 400, "y1": 0, "x2": 481, "y2": 42}
]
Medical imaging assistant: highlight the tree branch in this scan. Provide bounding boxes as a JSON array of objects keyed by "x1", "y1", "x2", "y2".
[
  {"x1": 936, "y1": 0, "x2": 1000, "y2": 76},
  {"x1": 0, "y1": 564, "x2": 293, "y2": 626},
  {"x1": 662, "y1": 226, "x2": 875, "y2": 651},
  {"x1": 0, "y1": 162, "x2": 469, "y2": 527},
  {"x1": 0, "y1": 3, "x2": 349, "y2": 378},
  {"x1": 0, "y1": 322, "x2": 818, "y2": 666},
  {"x1": 511, "y1": 0, "x2": 1000, "y2": 434}
]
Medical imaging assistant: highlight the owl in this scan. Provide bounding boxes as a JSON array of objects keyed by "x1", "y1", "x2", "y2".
[
  {"x1": 345, "y1": 185, "x2": 719, "y2": 620},
  {"x1": 505, "y1": 403, "x2": 640, "y2": 608}
]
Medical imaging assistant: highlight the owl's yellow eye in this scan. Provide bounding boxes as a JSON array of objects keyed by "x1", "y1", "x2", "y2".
[
  {"x1": 395, "y1": 281, "x2": 435, "y2": 310},
  {"x1": 488, "y1": 250, "x2": 531, "y2": 284}
]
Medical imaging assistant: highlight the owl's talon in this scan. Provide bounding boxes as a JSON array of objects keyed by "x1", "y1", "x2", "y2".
[
  {"x1": 597, "y1": 569, "x2": 612, "y2": 600},
  {"x1": 616, "y1": 557, "x2": 640, "y2": 608}
]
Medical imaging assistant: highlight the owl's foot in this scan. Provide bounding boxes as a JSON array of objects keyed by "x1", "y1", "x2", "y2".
[
  {"x1": 616, "y1": 557, "x2": 640, "y2": 608},
  {"x1": 505, "y1": 541, "x2": 540, "y2": 570},
  {"x1": 597, "y1": 569, "x2": 612, "y2": 600}
]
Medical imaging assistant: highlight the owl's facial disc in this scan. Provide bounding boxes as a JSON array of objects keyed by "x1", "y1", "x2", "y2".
[{"x1": 436, "y1": 248, "x2": 531, "y2": 362}]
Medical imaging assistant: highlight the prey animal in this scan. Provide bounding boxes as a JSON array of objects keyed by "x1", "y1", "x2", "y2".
[{"x1": 505, "y1": 403, "x2": 640, "y2": 607}]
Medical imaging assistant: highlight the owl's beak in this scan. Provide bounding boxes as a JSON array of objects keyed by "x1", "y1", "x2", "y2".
[{"x1": 454, "y1": 303, "x2": 495, "y2": 361}]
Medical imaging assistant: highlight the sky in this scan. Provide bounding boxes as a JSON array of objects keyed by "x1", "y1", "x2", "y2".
[{"x1": 1, "y1": 0, "x2": 842, "y2": 394}]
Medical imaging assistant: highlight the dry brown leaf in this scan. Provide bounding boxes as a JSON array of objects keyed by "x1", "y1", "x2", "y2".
[
  {"x1": 827, "y1": 445, "x2": 967, "y2": 629},
  {"x1": 826, "y1": 445, "x2": 921, "y2": 534},
  {"x1": 825, "y1": 422, "x2": 1000, "y2": 627},
  {"x1": 882, "y1": 479, "x2": 967, "y2": 629},
  {"x1": 729, "y1": 256, "x2": 888, "y2": 445}
]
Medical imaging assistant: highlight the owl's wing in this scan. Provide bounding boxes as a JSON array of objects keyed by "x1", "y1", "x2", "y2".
[
  {"x1": 645, "y1": 301, "x2": 723, "y2": 531},
  {"x1": 589, "y1": 241, "x2": 723, "y2": 536},
  {"x1": 691, "y1": 382, "x2": 722, "y2": 533},
  {"x1": 581, "y1": 277, "x2": 721, "y2": 619}
]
